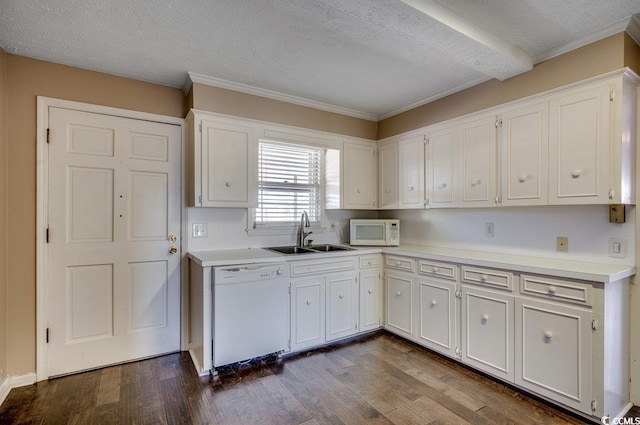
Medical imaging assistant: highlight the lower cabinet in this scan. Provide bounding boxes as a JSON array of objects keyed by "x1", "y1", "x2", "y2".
[
  {"x1": 385, "y1": 271, "x2": 415, "y2": 339},
  {"x1": 360, "y1": 267, "x2": 382, "y2": 332},
  {"x1": 290, "y1": 277, "x2": 325, "y2": 352},
  {"x1": 515, "y1": 297, "x2": 592, "y2": 413},
  {"x1": 326, "y1": 272, "x2": 358, "y2": 342},
  {"x1": 461, "y1": 286, "x2": 514, "y2": 381},
  {"x1": 417, "y1": 278, "x2": 457, "y2": 357}
]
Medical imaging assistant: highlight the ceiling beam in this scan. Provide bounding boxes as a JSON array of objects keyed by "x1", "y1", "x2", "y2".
[{"x1": 400, "y1": 0, "x2": 533, "y2": 80}]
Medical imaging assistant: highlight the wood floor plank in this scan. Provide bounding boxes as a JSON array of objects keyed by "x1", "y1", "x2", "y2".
[{"x1": 0, "y1": 332, "x2": 591, "y2": 425}]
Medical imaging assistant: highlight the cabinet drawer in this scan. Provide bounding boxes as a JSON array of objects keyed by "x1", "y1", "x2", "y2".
[
  {"x1": 385, "y1": 256, "x2": 416, "y2": 273},
  {"x1": 461, "y1": 266, "x2": 514, "y2": 291},
  {"x1": 359, "y1": 255, "x2": 381, "y2": 269},
  {"x1": 291, "y1": 257, "x2": 357, "y2": 277},
  {"x1": 520, "y1": 275, "x2": 592, "y2": 306},
  {"x1": 418, "y1": 260, "x2": 458, "y2": 281}
]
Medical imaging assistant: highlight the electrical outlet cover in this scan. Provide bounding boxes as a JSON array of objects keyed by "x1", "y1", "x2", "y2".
[
  {"x1": 608, "y1": 238, "x2": 626, "y2": 258},
  {"x1": 556, "y1": 236, "x2": 568, "y2": 253}
]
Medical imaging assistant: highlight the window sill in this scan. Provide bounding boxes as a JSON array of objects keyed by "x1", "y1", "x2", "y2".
[{"x1": 246, "y1": 226, "x2": 327, "y2": 237}]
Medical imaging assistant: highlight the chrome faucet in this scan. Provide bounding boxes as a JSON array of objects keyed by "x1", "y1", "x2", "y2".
[{"x1": 298, "y1": 211, "x2": 313, "y2": 247}]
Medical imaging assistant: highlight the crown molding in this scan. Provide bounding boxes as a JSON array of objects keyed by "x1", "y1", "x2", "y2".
[
  {"x1": 183, "y1": 72, "x2": 377, "y2": 122},
  {"x1": 626, "y1": 14, "x2": 640, "y2": 45}
]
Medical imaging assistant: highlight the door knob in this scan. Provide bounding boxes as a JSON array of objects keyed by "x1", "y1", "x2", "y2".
[
  {"x1": 169, "y1": 246, "x2": 178, "y2": 254},
  {"x1": 168, "y1": 235, "x2": 177, "y2": 242}
]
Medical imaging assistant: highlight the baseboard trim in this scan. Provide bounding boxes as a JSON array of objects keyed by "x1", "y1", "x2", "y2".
[
  {"x1": 613, "y1": 402, "x2": 633, "y2": 420},
  {"x1": 0, "y1": 373, "x2": 37, "y2": 407}
]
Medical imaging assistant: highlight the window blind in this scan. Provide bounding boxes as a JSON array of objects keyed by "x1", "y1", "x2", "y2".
[{"x1": 256, "y1": 141, "x2": 324, "y2": 227}]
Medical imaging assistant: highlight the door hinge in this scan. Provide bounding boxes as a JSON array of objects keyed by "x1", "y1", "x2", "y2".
[
  {"x1": 592, "y1": 318, "x2": 598, "y2": 331},
  {"x1": 46, "y1": 228, "x2": 49, "y2": 243},
  {"x1": 46, "y1": 128, "x2": 50, "y2": 144},
  {"x1": 609, "y1": 91, "x2": 615, "y2": 102},
  {"x1": 46, "y1": 328, "x2": 50, "y2": 343},
  {"x1": 591, "y1": 399, "x2": 597, "y2": 412},
  {"x1": 495, "y1": 118, "x2": 502, "y2": 128}
]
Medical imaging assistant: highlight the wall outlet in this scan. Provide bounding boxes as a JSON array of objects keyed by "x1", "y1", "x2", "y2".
[
  {"x1": 485, "y1": 222, "x2": 494, "y2": 238},
  {"x1": 192, "y1": 223, "x2": 208, "y2": 238},
  {"x1": 556, "y1": 236, "x2": 568, "y2": 253}
]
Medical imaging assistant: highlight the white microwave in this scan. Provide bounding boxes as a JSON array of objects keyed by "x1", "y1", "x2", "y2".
[{"x1": 349, "y1": 219, "x2": 400, "y2": 246}]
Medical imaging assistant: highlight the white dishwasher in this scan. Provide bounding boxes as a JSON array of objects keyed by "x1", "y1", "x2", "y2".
[{"x1": 213, "y1": 262, "x2": 289, "y2": 370}]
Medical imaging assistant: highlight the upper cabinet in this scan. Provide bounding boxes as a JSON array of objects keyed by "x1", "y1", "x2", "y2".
[
  {"x1": 427, "y1": 125, "x2": 457, "y2": 208},
  {"x1": 187, "y1": 111, "x2": 257, "y2": 207},
  {"x1": 378, "y1": 142, "x2": 398, "y2": 209},
  {"x1": 500, "y1": 101, "x2": 549, "y2": 206},
  {"x1": 398, "y1": 135, "x2": 427, "y2": 209},
  {"x1": 459, "y1": 116, "x2": 497, "y2": 208},
  {"x1": 343, "y1": 142, "x2": 377, "y2": 209}
]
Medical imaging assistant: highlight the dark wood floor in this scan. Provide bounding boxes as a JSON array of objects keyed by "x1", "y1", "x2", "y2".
[{"x1": 0, "y1": 332, "x2": 592, "y2": 424}]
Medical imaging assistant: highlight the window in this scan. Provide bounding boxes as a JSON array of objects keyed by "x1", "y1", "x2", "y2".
[{"x1": 254, "y1": 140, "x2": 324, "y2": 229}]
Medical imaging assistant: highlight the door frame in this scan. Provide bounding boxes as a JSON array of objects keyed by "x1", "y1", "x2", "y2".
[{"x1": 36, "y1": 97, "x2": 187, "y2": 381}]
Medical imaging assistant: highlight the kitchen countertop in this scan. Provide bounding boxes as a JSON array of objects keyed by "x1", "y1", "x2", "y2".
[{"x1": 187, "y1": 244, "x2": 636, "y2": 283}]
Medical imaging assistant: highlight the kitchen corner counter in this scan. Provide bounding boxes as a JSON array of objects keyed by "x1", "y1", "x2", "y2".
[{"x1": 387, "y1": 244, "x2": 636, "y2": 284}]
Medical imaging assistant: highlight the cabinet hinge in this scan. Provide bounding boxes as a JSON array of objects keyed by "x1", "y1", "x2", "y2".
[
  {"x1": 609, "y1": 91, "x2": 615, "y2": 102},
  {"x1": 46, "y1": 128, "x2": 50, "y2": 144},
  {"x1": 199, "y1": 123, "x2": 203, "y2": 132},
  {"x1": 46, "y1": 328, "x2": 50, "y2": 343},
  {"x1": 591, "y1": 399, "x2": 597, "y2": 412},
  {"x1": 198, "y1": 195, "x2": 203, "y2": 205},
  {"x1": 46, "y1": 228, "x2": 49, "y2": 243},
  {"x1": 495, "y1": 118, "x2": 502, "y2": 128},
  {"x1": 609, "y1": 188, "x2": 615, "y2": 200},
  {"x1": 455, "y1": 347, "x2": 462, "y2": 356},
  {"x1": 455, "y1": 290, "x2": 462, "y2": 299},
  {"x1": 494, "y1": 194, "x2": 502, "y2": 205},
  {"x1": 592, "y1": 318, "x2": 597, "y2": 331},
  {"x1": 424, "y1": 198, "x2": 429, "y2": 207},
  {"x1": 424, "y1": 135, "x2": 429, "y2": 144},
  {"x1": 355, "y1": 323, "x2": 358, "y2": 330}
]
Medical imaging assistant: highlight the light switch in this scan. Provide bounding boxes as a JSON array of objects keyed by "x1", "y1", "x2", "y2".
[
  {"x1": 608, "y1": 238, "x2": 626, "y2": 258},
  {"x1": 192, "y1": 223, "x2": 208, "y2": 238}
]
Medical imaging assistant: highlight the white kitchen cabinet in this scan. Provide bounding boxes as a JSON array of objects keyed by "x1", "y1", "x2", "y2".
[
  {"x1": 398, "y1": 135, "x2": 426, "y2": 209},
  {"x1": 385, "y1": 272, "x2": 415, "y2": 339},
  {"x1": 427, "y1": 126, "x2": 458, "y2": 208},
  {"x1": 326, "y1": 272, "x2": 358, "y2": 342},
  {"x1": 359, "y1": 255, "x2": 382, "y2": 332},
  {"x1": 500, "y1": 101, "x2": 549, "y2": 206},
  {"x1": 343, "y1": 142, "x2": 377, "y2": 209},
  {"x1": 461, "y1": 286, "x2": 514, "y2": 381},
  {"x1": 291, "y1": 277, "x2": 325, "y2": 351},
  {"x1": 378, "y1": 142, "x2": 398, "y2": 209},
  {"x1": 515, "y1": 297, "x2": 592, "y2": 413},
  {"x1": 417, "y1": 277, "x2": 457, "y2": 357},
  {"x1": 458, "y1": 116, "x2": 497, "y2": 207},
  {"x1": 187, "y1": 111, "x2": 257, "y2": 207}
]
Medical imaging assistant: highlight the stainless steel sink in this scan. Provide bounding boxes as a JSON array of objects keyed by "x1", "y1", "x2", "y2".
[
  {"x1": 265, "y1": 246, "x2": 317, "y2": 255},
  {"x1": 265, "y1": 244, "x2": 354, "y2": 255},
  {"x1": 308, "y1": 244, "x2": 354, "y2": 252}
]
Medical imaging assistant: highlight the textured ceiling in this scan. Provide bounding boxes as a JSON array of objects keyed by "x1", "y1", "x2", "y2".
[{"x1": 0, "y1": 1, "x2": 639, "y2": 120}]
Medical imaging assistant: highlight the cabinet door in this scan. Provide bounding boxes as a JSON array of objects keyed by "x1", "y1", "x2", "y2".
[
  {"x1": 200, "y1": 119, "x2": 257, "y2": 207},
  {"x1": 385, "y1": 272, "x2": 414, "y2": 339},
  {"x1": 515, "y1": 298, "x2": 592, "y2": 413},
  {"x1": 360, "y1": 269, "x2": 382, "y2": 332},
  {"x1": 378, "y1": 142, "x2": 398, "y2": 209},
  {"x1": 417, "y1": 279, "x2": 457, "y2": 357},
  {"x1": 398, "y1": 135, "x2": 426, "y2": 209},
  {"x1": 459, "y1": 117, "x2": 497, "y2": 207},
  {"x1": 326, "y1": 273, "x2": 358, "y2": 342},
  {"x1": 549, "y1": 85, "x2": 610, "y2": 204},
  {"x1": 461, "y1": 286, "x2": 514, "y2": 380},
  {"x1": 343, "y1": 143, "x2": 377, "y2": 209},
  {"x1": 291, "y1": 278, "x2": 325, "y2": 351},
  {"x1": 428, "y1": 126, "x2": 457, "y2": 208},
  {"x1": 500, "y1": 102, "x2": 549, "y2": 206}
]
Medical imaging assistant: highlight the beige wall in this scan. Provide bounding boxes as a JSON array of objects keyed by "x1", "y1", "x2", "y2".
[
  {"x1": 192, "y1": 83, "x2": 377, "y2": 140},
  {"x1": 5, "y1": 55, "x2": 185, "y2": 375},
  {"x1": 624, "y1": 33, "x2": 640, "y2": 73},
  {"x1": 0, "y1": 47, "x2": 7, "y2": 378},
  {"x1": 378, "y1": 33, "x2": 628, "y2": 139}
]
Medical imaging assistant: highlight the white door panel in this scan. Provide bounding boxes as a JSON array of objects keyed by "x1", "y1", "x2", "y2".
[{"x1": 48, "y1": 107, "x2": 181, "y2": 377}]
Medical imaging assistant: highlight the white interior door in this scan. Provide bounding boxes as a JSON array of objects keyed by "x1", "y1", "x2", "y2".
[{"x1": 47, "y1": 107, "x2": 181, "y2": 377}]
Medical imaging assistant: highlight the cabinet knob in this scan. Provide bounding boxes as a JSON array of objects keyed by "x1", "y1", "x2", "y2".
[
  {"x1": 431, "y1": 300, "x2": 437, "y2": 306},
  {"x1": 438, "y1": 183, "x2": 447, "y2": 189},
  {"x1": 518, "y1": 175, "x2": 527, "y2": 183},
  {"x1": 544, "y1": 330, "x2": 553, "y2": 339},
  {"x1": 368, "y1": 289, "x2": 373, "y2": 294},
  {"x1": 395, "y1": 261, "x2": 401, "y2": 266},
  {"x1": 367, "y1": 260, "x2": 372, "y2": 265},
  {"x1": 385, "y1": 188, "x2": 391, "y2": 193},
  {"x1": 481, "y1": 314, "x2": 489, "y2": 322},
  {"x1": 225, "y1": 181, "x2": 232, "y2": 187},
  {"x1": 471, "y1": 179, "x2": 481, "y2": 187},
  {"x1": 548, "y1": 286, "x2": 557, "y2": 295},
  {"x1": 409, "y1": 186, "x2": 415, "y2": 191},
  {"x1": 339, "y1": 294, "x2": 344, "y2": 299},
  {"x1": 571, "y1": 169, "x2": 581, "y2": 178},
  {"x1": 357, "y1": 188, "x2": 361, "y2": 193},
  {"x1": 395, "y1": 291, "x2": 402, "y2": 297},
  {"x1": 306, "y1": 299, "x2": 312, "y2": 306},
  {"x1": 432, "y1": 267, "x2": 440, "y2": 273},
  {"x1": 480, "y1": 274, "x2": 488, "y2": 282}
]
